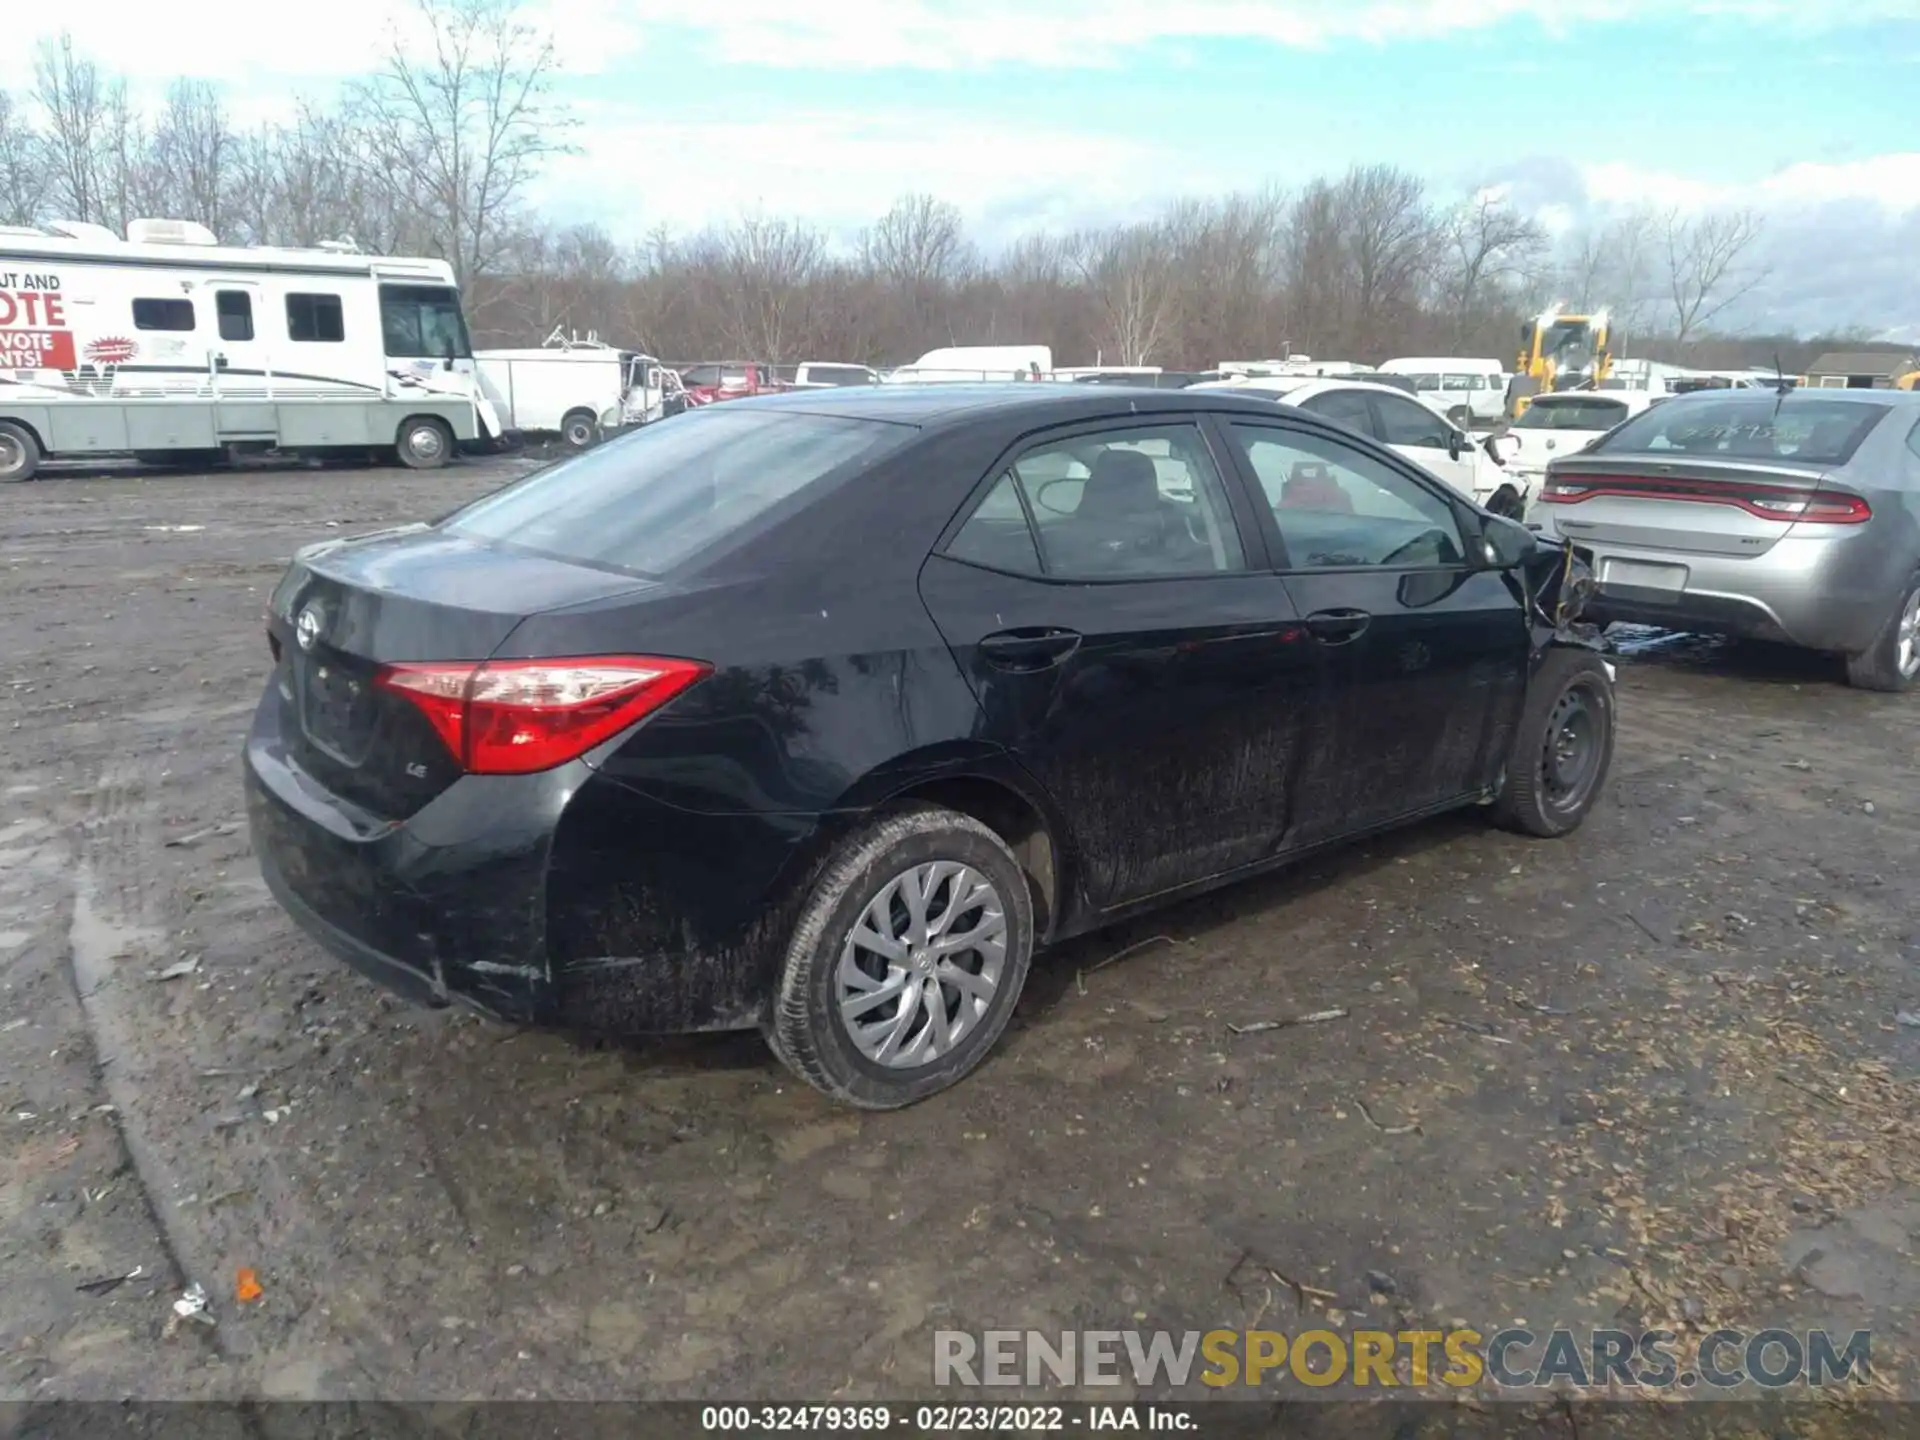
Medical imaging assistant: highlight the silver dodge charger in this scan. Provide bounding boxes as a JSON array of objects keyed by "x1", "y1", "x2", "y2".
[{"x1": 1531, "y1": 389, "x2": 1920, "y2": 690}]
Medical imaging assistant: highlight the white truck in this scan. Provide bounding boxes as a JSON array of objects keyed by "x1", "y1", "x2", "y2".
[
  {"x1": 883, "y1": 345, "x2": 1054, "y2": 383},
  {"x1": 0, "y1": 218, "x2": 500, "y2": 483},
  {"x1": 475, "y1": 332, "x2": 685, "y2": 449}
]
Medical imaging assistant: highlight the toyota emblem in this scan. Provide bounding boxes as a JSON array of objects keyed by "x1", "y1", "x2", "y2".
[{"x1": 295, "y1": 604, "x2": 323, "y2": 651}]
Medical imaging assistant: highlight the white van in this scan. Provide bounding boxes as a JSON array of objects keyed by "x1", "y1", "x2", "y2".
[
  {"x1": 884, "y1": 345, "x2": 1053, "y2": 383},
  {"x1": 1377, "y1": 357, "x2": 1506, "y2": 427}
]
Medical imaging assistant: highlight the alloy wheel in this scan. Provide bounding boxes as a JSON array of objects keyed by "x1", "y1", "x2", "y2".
[{"x1": 835, "y1": 861, "x2": 1008, "y2": 1069}]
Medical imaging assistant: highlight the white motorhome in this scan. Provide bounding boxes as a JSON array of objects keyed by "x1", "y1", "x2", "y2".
[
  {"x1": 1376, "y1": 356, "x2": 1506, "y2": 426},
  {"x1": 476, "y1": 331, "x2": 684, "y2": 449},
  {"x1": 0, "y1": 218, "x2": 498, "y2": 483},
  {"x1": 883, "y1": 345, "x2": 1054, "y2": 383}
]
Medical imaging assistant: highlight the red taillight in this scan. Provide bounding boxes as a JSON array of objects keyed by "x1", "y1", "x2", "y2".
[
  {"x1": 376, "y1": 656, "x2": 709, "y2": 775},
  {"x1": 1537, "y1": 476, "x2": 1870, "y2": 524}
]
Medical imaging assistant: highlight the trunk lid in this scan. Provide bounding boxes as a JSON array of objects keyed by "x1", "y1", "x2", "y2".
[
  {"x1": 266, "y1": 527, "x2": 656, "y2": 820},
  {"x1": 1536, "y1": 454, "x2": 1845, "y2": 558}
]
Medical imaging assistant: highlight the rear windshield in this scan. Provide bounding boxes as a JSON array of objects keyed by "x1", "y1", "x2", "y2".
[
  {"x1": 1591, "y1": 397, "x2": 1888, "y2": 465},
  {"x1": 1515, "y1": 398, "x2": 1629, "y2": 430},
  {"x1": 444, "y1": 409, "x2": 915, "y2": 576}
]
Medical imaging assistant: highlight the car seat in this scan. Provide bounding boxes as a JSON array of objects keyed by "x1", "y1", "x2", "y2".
[{"x1": 1280, "y1": 461, "x2": 1354, "y2": 512}]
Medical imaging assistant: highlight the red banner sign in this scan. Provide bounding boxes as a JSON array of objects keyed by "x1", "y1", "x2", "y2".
[{"x1": 0, "y1": 329, "x2": 77, "y2": 369}]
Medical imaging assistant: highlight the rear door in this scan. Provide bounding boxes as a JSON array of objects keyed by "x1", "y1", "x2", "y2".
[
  {"x1": 918, "y1": 418, "x2": 1318, "y2": 910},
  {"x1": 1293, "y1": 385, "x2": 1378, "y2": 441},
  {"x1": 1216, "y1": 416, "x2": 1527, "y2": 845}
]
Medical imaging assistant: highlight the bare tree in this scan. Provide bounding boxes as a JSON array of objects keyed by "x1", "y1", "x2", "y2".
[
  {"x1": 0, "y1": 90, "x2": 47, "y2": 226},
  {"x1": 32, "y1": 34, "x2": 113, "y2": 224},
  {"x1": 1073, "y1": 221, "x2": 1177, "y2": 365},
  {"x1": 1664, "y1": 207, "x2": 1767, "y2": 341},
  {"x1": 1440, "y1": 192, "x2": 1545, "y2": 344},
  {"x1": 348, "y1": 0, "x2": 576, "y2": 298},
  {"x1": 1338, "y1": 165, "x2": 1436, "y2": 355},
  {"x1": 711, "y1": 214, "x2": 826, "y2": 360},
  {"x1": 861, "y1": 194, "x2": 972, "y2": 288},
  {"x1": 150, "y1": 81, "x2": 235, "y2": 233}
]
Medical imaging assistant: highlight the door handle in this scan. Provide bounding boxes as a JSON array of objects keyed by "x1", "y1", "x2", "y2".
[
  {"x1": 978, "y1": 627, "x2": 1082, "y2": 671},
  {"x1": 1304, "y1": 609, "x2": 1371, "y2": 645}
]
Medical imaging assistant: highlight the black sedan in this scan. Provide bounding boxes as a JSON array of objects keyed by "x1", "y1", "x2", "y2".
[{"x1": 245, "y1": 385, "x2": 1615, "y2": 1108}]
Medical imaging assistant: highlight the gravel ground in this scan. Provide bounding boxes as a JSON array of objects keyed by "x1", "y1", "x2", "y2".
[{"x1": 1, "y1": 457, "x2": 1915, "y2": 1414}]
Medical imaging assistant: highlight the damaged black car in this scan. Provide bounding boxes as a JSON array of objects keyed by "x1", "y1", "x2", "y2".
[{"x1": 244, "y1": 385, "x2": 1614, "y2": 1109}]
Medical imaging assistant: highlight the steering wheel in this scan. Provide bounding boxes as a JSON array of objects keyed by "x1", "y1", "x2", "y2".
[{"x1": 1378, "y1": 529, "x2": 1452, "y2": 567}]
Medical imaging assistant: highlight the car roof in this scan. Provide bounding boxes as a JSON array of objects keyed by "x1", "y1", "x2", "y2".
[{"x1": 720, "y1": 382, "x2": 1296, "y2": 426}]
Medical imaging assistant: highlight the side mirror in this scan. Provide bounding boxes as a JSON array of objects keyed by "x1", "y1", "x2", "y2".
[
  {"x1": 1485, "y1": 433, "x2": 1520, "y2": 465},
  {"x1": 1474, "y1": 512, "x2": 1535, "y2": 569},
  {"x1": 1447, "y1": 428, "x2": 1465, "y2": 461}
]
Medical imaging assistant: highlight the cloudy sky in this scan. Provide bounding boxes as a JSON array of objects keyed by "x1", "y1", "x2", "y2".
[{"x1": 6, "y1": 0, "x2": 1918, "y2": 338}]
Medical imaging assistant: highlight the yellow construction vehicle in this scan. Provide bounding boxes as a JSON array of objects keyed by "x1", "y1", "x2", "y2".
[
  {"x1": 1895, "y1": 368, "x2": 1918, "y2": 391},
  {"x1": 1508, "y1": 305, "x2": 1614, "y2": 418}
]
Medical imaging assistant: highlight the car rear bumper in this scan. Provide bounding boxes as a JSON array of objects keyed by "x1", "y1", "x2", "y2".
[
  {"x1": 1532, "y1": 523, "x2": 1892, "y2": 653},
  {"x1": 245, "y1": 690, "x2": 813, "y2": 1034}
]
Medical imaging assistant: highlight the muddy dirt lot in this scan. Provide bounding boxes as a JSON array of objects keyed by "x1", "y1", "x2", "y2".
[{"x1": 1, "y1": 458, "x2": 1916, "y2": 1410}]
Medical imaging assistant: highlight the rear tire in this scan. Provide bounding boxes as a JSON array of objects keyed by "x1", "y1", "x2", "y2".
[
  {"x1": 765, "y1": 805, "x2": 1035, "y2": 1110},
  {"x1": 1491, "y1": 649, "x2": 1616, "y2": 838},
  {"x1": 395, "y1": 416, "x2": 453, "y2": 470},
  {"x1": 0, "y1": 421, "x2": 40, "y2": 483},
  {"x1": 1843, "y1": 574, "x2": 1920, "y2": 693},
  {"x1": 560, "y1": 408, "x2": 599, "y2": 451}
]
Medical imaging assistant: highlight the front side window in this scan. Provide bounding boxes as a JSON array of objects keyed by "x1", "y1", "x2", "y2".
[
  {"x1": 680, "y1": 365, "x2": 721, "y2": 387},
  {"x1": 1228, "y1": 422, "x2": 1464, "y2": 571},
  {"x1": 133, "y1": 297, "x2": 195, "y2": 331},
  {"x1": 947, "y1": 424, "x2": 1245, "y2": 581},
  {"x1": 445, "y1": 409, "x2": 915, "y2": 577},
  {"x1": 379, "y1": 284, "x2": 471, "y2": 359},
  {"x1": 1373, "y1": 395, "x2": 1452, "y2": 448},
  {"x1": 287, "y1": 293, "x2": 345, "y2": 343}
]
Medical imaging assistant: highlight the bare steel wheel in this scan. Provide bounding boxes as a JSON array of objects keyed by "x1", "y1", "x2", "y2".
[
  {"x1": 766, "y1": 805, "x2": 1034, "y2": 1108},
  {"x1": 1491, "y1": 648, "x2": 1616, "y2": 838},
  {"x1": 837, "y1": 861, "x2": 1009, "y2": 1068}
]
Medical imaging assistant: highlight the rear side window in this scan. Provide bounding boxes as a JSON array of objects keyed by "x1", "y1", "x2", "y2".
[
  {"x1": 1297, "y1": 388, "x2": 1375, "y2": 436},
  {"x1": 944, "y1": 424, "x2": 1245, "y2": 580},
  {"x1": 287, "y1": 293, "x2": 345, "y2": 343},
  {"x1": 1593, "y1": 398, "x2": 1887, "y2": 465},
  {"x1": 133, "y1": 298, "x2": 195, "y2": 331},
  {"x1": 445, "y1": 409, "x2": 914, "y2": 577}
]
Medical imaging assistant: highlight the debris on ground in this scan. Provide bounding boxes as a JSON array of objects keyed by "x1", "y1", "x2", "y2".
[
  {"x1": 163, "y1": 820, "x2": 239, "y2": 849},
  {"x1": 147, "y1": 958, "x2": 201, "y2": 982},
  {"x1": 235, "y1": 1267, "x2": 263, "y2": 1303},
  {"x1": 76, "y1": 1265, "x2": 144, "y2": 1297},
  {"x1": 163, "y1": 1282, "x2": 214, "y2": 1336},
  {"x1": 1228, "y1": 1007, "x2": 1348, "y2": 1036},
  {"x1": 1897, "y1": 1011, "x2": 1920, "y2": 1028},
  {"x1": 1075, "y1": 934, "x2": 1180, "y2": 995}
]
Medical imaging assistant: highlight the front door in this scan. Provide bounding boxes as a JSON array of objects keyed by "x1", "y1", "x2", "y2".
[
  {"x1": 206, "y1": 280, "x2": 276, "y2": 440},
  {"x1": 918, "y1": 418, "x2": 1317, "y2": 911},
  {"x1": 1215, "y1": 416, "x2": 1528, "y2": 847},
  {"x1": 1368, "y1": 391, "x2": 1484, "y2": 501}
]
